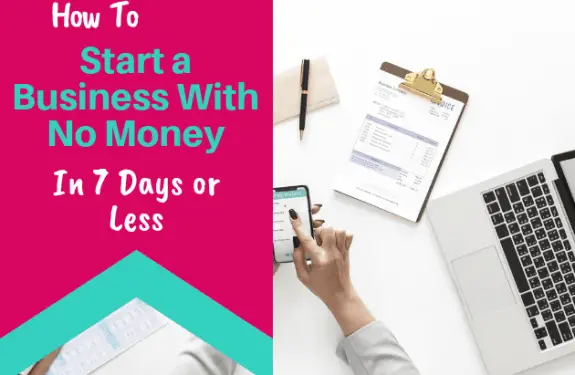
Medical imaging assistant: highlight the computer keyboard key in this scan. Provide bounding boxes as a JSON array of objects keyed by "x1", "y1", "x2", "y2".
[
  {"x1": 534, "y1": 257, "x2": 545, "y2": 268},
  {"x1": 538, "y1": 299, "x2": 549, "y2": 311},
  {"x1": 522, "y1": 291, "x2": 535, "y2": 306},
  {"x1": 532, "y1": 218, "x2": 543, "y2": 229},
  {"x1": 539, "y1": 268, "x2": 550, "y2": 279},
  {"x1": 570, "y1": 285, "x2": 575, "y2": 297},
  {"x1": 526, "y1": 267, "x2": 537, "y2": 279},
  {"x1": 552, "y1": 300, "x2": 563, "y2": 311},
  {"x1": 535, "y1": 229, "x2": 546, "y2": 240},
  {"x1": 541, "y1": 239, "x2": 551, "y2": 251},
  {"x1": 553, "y1": 241, "x2": 564, "y2": 252},
  {"x1": 522, "y1": 224, "x2": 534, "y2": 236},
  {"x1": 547, "y1": 195, "x2": 554, "y2": 206},
  {"x1": 557, "y1": 283, "x2": 567, "y2": 294},
  {"x1": 549, "y1": 230, "x2": 559, "y2": 242},
  {"x1": 505, "y1": 212, "x2": 516, "y2": 223},
  {"x1": 531, "y1": 318, "x2": 538, "y2": 328},
  {"x1": 495, "y1": 188, "x2": 511, "y2": 212},
  {"x1": 566, "y1": 241, "x2": 572, "y2": 251},
  {"x1": 521, "y1": 255, "x2": 532, "y2": 266},
  {"x1": 566, "y1": 274, "x2": 575, "y2": 285},
  {"x1": 560, "y1": 229, "x2": 567, "y2": 240},
  {"x1": 514, "y1": 202, "x2": 525, "y2": 214},
  {"x1": 530, "y1": 277, "x2": 541, "y2": 288},
  {"x1": 534, "y1": 287, "x2": 545, "y2": 299},
  {"x1": 536, "y1": 197, "x2": 547, "y2": 208},
  {"x1": 506, "y1": 184, "x2": 521, "y2": 203},
  {"x1": 551, "y1": 206, "x2": 559, "y2": 217},
  {"x1": 517, "y1": 244, "x2": 528, "y2": 256},
  {"x1": 544, "y1": 219, "x2": 556, "y2": 231},
  {"x1": 548, "y1": 261, "x2": 559, "y2": 273},
  {"x1": 526, "y1": 235, "x2": 537, "y2": 247},
  {"x1": 523, "y1": 196, "x2": 535, "y2": 207},
  {"x1": 543, "y1": 309, "x2": 553, "y2": 321},
  {"x1": 527, "y1": 305, "x2": 539, "y2": 317},
  {"x1": 566, "y1": 305, "x2": 575, "y2": 316},
  {"x1": 544, "y1": 250, "x2": 555, "y2": 262},
  {"x1": 528, "y1": 175, "x2": 539, "y2": 187},
  {"x1": 556, "y1": 311, "x2": 567, "y2": 322},
  {"x1": 530, "y1": 245, "x2": 542, "y2": 258},
  {"x1": 527, "y1": 207, "x2": 538, "y2": 218},
  {"x1": 570, "y1": 251, "x2": 575, "y2": 263},
  {"x1": 539, "y1": 340, "x2": 547, "y2": 350},
  {"x1": 533, "y1": 186, "x2": 543, "y2": 198},
  {"x1": 500, "y1": 237, "x2": 530, "y2": 293},
  {"x1": 557, "y1": 252, "x2": 568, "y2": 263},
  {"x1": 518, "y1": 214, "x2": 529, "y2": 225},
  {"x1": 559, "y1": 322, "x2": 573, "y2": 341},
  {"x1": 542, "y1": 183, "x2": 550, "y2": 194},
  {"x1": 538, "y1": 173, "x2": 546, "y2": 183},
  {"x1": 495, "y1": 225, "x2": 509, "y2": 239},
  {"x1": 546, "y1": 321, "x2": 563, "y2": 346},
  {"x1": 562, "y1": 294, "x2": 572, "y2": 306},
  {"x1": 509, "y1": 223, "x2": 520, "y2": 234},
  {"x1": 556, "y1": 218, "x2": 563, "y2": 229},
  {"x1": 541, "y1": 208, "x2": 551, "y2": 220},
  {"x1": 570, "y1": 316, "x2": 575, "y2": 327},
  {"x1": 515, "y1": 234, "x2": 525, "y2": 245},
  {"x1": 488, "y1": 202, "x2": 500, "y2": 214},
  {"x1": 561, "y1": 262, "x2": 572, "y2": 275},
  {"x1": 543, "y1": 278, "x2": 554, "y2": 290},
  {"x1": 535, "y1": 327, "x2": 548, "y2": 339},
  {"x1": 491, "y1": 213, "x2": 504, "y2": 226},
  {"x1": 517, "y1": 179, "x2": 530, "y2": 196},
  {"x1": 483, "y1": 191, "x2": 496, "y2": 203},
  {"x1": 553, "y1": 272, "x2": 563, "y2": 283},
  {"x1": 547, "y1": 289, "x2": 558, "y2": 301}
]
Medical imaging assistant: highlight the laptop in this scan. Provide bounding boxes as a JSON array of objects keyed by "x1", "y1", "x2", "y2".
[{"x1": 428, "y1": 151, "x2": 575, "y2": 375}]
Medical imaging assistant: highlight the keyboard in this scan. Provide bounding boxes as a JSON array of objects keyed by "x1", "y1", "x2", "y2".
[{"x1": 483, "y1": 171, "x2": 573, "y2": 351}]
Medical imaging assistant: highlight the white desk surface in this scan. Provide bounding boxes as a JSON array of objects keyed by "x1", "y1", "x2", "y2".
[{"x1": 273, "y1": 0, "x2": 575, "y2": 374}]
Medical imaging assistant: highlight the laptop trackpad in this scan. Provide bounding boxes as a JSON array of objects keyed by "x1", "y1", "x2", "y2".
[{"x1": 453, "y1": 246, "x2": 516, "y2": 320}]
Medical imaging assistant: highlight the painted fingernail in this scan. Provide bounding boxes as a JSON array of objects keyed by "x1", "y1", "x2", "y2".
[
  {"x1": 316, "y1": 219, "x2": 325, "y2": 224},
  {"x1": 315, "y1": 204, "x2": 323, "y2": 207},
  {"x1": 289, "y1": 209, "x2": 298, "y2": 220},
  {"x1": 293, "y1": 236, "x2": 300, "y2": 248}
]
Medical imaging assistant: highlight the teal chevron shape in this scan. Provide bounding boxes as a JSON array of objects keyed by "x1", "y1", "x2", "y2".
[{"x1": 0, "y1": 251, "x2": 272, "y2": 375}]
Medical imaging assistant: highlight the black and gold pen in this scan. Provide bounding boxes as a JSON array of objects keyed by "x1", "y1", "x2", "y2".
[{"x1": 299, "y1": 59, "x2": 310, "y2": 140}]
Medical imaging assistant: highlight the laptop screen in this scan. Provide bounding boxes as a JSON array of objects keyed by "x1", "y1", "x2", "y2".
[{"x1": 560, "y1": 157, "x2": 575, "y2": 200}]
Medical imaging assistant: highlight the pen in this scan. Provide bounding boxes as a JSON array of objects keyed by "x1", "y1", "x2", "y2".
[{"x1": 299, "y1": 59, "x2": 310, "y2": 140}]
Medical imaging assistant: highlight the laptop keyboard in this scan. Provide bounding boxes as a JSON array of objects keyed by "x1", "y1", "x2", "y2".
[{"x1": 483, "y1": 172, "x2": 573, "y2": 351}]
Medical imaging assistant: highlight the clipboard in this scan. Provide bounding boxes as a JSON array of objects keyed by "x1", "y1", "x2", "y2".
[
  {"x1": 334, "y1": 62, "x2": 469, "y2": 223},
  {"x1": 383, "y1": 62, "x2": 469, "y2": 222}
]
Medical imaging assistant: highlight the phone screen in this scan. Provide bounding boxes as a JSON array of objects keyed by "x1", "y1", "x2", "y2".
[{"x1": 273, "y1": 186, "x2": 313, "y2": 263}]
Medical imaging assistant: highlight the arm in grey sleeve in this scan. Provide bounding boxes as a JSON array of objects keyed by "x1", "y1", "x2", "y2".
[
  {"x1": 169, "y1": 334, "x2": 237, "y2": 375},
  {"x1": 336, "y1": 321, "x2": 421, "y2": 375}
]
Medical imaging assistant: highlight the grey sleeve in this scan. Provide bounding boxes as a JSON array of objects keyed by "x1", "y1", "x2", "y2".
[
  {"x1": 336, "y1": 321, "x2": 421, "y2": 375},
  {"x1": 169, "y1": 335, "x2": 237, "y2": 375}
]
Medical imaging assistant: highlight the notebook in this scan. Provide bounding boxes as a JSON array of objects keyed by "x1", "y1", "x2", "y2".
[
  {"x1": 334, "y1": 62, "x2": 469, "y2": 222},
  {"x1": 273, "y1": 57, "x2": 339, "y2": 125}
]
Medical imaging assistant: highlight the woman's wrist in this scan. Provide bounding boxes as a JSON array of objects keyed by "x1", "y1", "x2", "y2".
[{"x1": 325, "y1": 289, "x2": 375, "y2": 336}]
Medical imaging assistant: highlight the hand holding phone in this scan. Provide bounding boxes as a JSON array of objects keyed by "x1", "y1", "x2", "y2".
[{"x1": 273, "y1": 185, "x2": 314, "y2": 263}]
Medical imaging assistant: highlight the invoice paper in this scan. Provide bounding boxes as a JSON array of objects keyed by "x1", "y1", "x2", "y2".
[
  {"x1": 334, "y1": 70, "x2": 464, "y2": 222},
  {"x1": 44, "y1": 299, "x2": 168, "y2": 375}
]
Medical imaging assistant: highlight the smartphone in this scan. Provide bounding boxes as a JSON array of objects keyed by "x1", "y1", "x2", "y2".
[{"x1": 273, "y1": 185, "x2": 314, "y2": 263}]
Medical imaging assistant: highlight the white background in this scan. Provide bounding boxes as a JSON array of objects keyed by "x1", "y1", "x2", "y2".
[{"x1": 273, "y1": 0, "x2": 575, "y2": 374}]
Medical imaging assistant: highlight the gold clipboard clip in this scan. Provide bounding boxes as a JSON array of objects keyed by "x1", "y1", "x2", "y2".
[{"x1": 399, "y1": 68, "x2": 443, "y2": 104}]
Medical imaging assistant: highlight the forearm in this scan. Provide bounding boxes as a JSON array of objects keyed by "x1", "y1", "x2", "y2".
[
  {"x1": 337, "y1": 320, "x2": 420, "y2": 375},
  {"x1": 326, "y1": 291, "x2": 375, "y2": 337}
]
